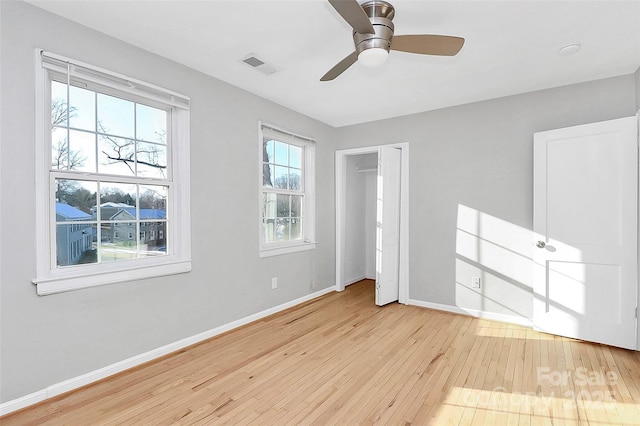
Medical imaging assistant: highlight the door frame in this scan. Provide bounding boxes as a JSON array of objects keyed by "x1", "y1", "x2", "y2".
[{"x1": 335, "y1": 143, "x2": 410, "y2": 304}]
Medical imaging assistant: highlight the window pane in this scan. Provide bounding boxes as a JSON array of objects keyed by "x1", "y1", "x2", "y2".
[
  {"x1": 139, "y1": 185, "x2": 168, "y2": 238},
  {"x1": 290, "y1": 218, "x2": 302, "y2": 240},
  {"x1": 51, "y1": 129, "x2": 95, "y2": 172},
  {"x1": 139, "y1": 221, "x2": 167, "y2": 257},
  {"x1": 136, "y1": 104, "x2": 166, "y2": 143},
  {"x1": 68, "y1": 130, "x2": 96, "y2": 172},
  {"x1": 139, "y1": 185, "x2": 167, "y2": 219},
  {"x1": 273, "y1": 166, "x2": 288, "y2": 189},
  {"x1": 263, "y1": 193, "x2": 277, "y2": 219},
  {"x1": 103, "y1": 221, "x2": 125, "y2": 244},
  {"x1": 290, "y1": 145, "x2": 302, "y2": 168},
  {"x1": 263, "y1": 219, "x2": 275, "y2": 243},
  {"x1": 100, "y1": 183, "x2": 136, "y2": 220},
  {"x1": 55, "y1": 180, "x2": 97, "y2": 216},
  {"x1": 51, "y1": 127, "x2": 69, "y2": 170},
  {"x1": 263, "y1": 139, "x2": 274, "y2": 163},
  {"x1": 56, "y1": 223, "x2": 97, "y2": 266},
  {"x1": 274, "y1": 141, "x2": 288, "y2": 166},
  {"x1": 97, "y1": 93, "x2": 134, "y2": 138},
  {"x1": 137, "y1": 142, "x2": 167, "y2": 178},
  {"x1": 291, "y1": 195, "x2": 302, "y2": 217},
  {"x1": 100, "y1": 224, "x2": 137, "y2": 263},
  {"x1": 289, "y1": 168, "x2": 301, "y2": 191},
  {"x1": 276, "y1": 218, "x2": 290, "y2": 241},
  {"x1": 69, "y1": 85, "x2": 96, "y2": 132},
  {"x1": 263, "y1": 163, "x2": 273, "y2": 187},
  {"x1": 51, "y1": 81, "x2": 68, "y2": 127},
  {"x1": 277, "y1": 194, "x2": 290, "y2": 218},
  {"x1": 98, "y1": 135, "x2": 135, "y2": 176}
]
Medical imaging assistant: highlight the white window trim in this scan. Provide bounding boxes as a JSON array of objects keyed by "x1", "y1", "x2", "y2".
[
  {"x1": 258, "y1": 121, "x2": 316, "y2": 257},
  {"x1": 33, "y1": 49, "x2": 192, "y2": 295}
]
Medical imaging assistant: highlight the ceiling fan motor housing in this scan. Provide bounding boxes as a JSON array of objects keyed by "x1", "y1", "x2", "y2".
[{"x1": 353, "y1": 1, "x2": 395, "y2": 55}]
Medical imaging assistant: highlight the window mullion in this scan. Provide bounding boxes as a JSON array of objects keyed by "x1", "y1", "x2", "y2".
[
  {"x1": 133, "y1": 102, "x2": 138, "y2": 177},
  {"x1": 65, "y1": 62, "x2": 71, "y2": 171},
  {"x1": 94, "y1": 89, "x2": 99, "y2": 175},
  {"x1": 96, "y1": 180, "x2": 102, "y2": 264},
  {"x1": 49, "y1": 175, "x2": 58, "y2": 269},
  {"x1": 136, "y1": 185, "x2": 140, "y2": 257}
]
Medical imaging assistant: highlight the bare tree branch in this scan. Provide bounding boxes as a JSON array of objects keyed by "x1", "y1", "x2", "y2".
[
  {"x1": 51, "y1": 98, "x2": 77, "y2": 127},
  {"x1": 98, "y1": 122, "x2": 165, "y2": 175},
  {"x1": 100, "y1": 151, "x2": 166, "y2": 170},
  {"x1": 53, "y1": 139, "x2": 85, "y2": 170}
]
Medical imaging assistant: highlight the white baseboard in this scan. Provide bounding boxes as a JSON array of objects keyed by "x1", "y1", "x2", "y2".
[
  {"x1": 344, "y1": 275, "x2": 367, "y2": 286},
  {"x1": 407, "y1": 299, "x2": 533, "y2": 328},
  {"x1": 0, "y1": 286, "x2": 334, "y2": 416}
]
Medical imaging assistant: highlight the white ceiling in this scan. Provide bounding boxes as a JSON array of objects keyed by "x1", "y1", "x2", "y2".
[{"x1": 28, "y1": 0, "x2": 640, "y2": 127}]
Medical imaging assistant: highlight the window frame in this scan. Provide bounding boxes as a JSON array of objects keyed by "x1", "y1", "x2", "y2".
[
  {"x1": 33, "y1": 50, "x2": 192, "y2": 295},
  {"x1": 258, "y1": 121, "x2": 316, "y2": 257}
]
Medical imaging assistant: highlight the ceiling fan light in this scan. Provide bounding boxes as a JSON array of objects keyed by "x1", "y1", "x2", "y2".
[{"x1": 358, "y1": 48, "x2": 389, "y2": 67}]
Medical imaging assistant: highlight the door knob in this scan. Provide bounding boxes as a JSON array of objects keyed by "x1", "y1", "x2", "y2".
[{"x1": 536, "y1": 241, "x2": 546, "y2": 249}]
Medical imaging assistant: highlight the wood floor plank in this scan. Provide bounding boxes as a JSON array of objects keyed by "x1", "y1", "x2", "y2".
[{"x1": 2, "y1": 279, "x2": 640, "y2": 425}]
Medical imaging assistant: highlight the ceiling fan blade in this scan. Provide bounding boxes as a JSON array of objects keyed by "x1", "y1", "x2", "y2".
[
  {"x1": 391, "y1": 34, "x2": 465, "y2": 56},
  {"x1": 329, "y1": 0, "x2": 375, "y2": 34},
  {"x1": 320, "y1": 51, "x2": 359, "y2": 81}
]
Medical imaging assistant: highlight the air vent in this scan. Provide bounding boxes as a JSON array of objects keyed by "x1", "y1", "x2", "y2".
[
  {"x1": 240, "y1": 54, "x2": 279, "y2": 75},
  {"x1": 243, "y1": 56, "x2": 265, "y2": 68}
]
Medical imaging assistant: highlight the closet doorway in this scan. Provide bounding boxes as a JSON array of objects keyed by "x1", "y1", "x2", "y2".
[{"x1": 335, "y1": 144, "x2": 409, "y2": 305}]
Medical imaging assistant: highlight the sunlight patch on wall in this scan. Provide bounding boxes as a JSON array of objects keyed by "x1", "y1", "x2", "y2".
[{"x1": 455, "y1": 204, "x2": 536, "y2": 319}]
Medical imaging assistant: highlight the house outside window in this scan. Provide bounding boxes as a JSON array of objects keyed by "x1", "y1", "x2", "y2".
[
  {"x1": 33, "y1": 50, "x2": 192, "y2": 294},
  {"x1": 259, "y1": 122, "x2": 315, "y2": 257}
]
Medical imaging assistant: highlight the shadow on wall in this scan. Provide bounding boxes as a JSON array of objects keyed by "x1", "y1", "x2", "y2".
[{"x1": 455, "y1": 204, "x2": 536, "y2": 322}]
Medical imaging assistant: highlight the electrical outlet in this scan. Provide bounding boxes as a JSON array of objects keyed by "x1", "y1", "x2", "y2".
[
  {"x1": 471, "y1": 277, "x2": 481, "y2": 289},
  {"x1": 271, "y1": 277, "x2": 278, "y2": 289}
]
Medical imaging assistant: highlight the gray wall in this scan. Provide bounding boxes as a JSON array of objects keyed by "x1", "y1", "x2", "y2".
[
  {"x1": 636, "y1": 66, "x2": 640, "y2": 111},
  {"x1": 0, "y1": 1, "x2": 336, "y2": 403},
  {"x1": 335, "y1": 75, "x2": 637, "y2": 318}
]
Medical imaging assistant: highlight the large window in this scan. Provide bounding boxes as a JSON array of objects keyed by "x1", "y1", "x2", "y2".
[
  {"x1": 34, "y1": 50, "x2": 191, "y2": 294},
  {"x1": 259, "y1": 123, "x2": 315, "y2": 257}
]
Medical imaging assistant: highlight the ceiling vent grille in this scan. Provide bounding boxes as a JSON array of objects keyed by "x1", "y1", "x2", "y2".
[{"x1": 240, "y1": 54, "x2": 279, "y2": 75}]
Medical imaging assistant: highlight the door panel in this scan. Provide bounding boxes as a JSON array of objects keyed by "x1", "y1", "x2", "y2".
[
  {"x1": 547, "y1": 135, "x2": 623, "y2": 245},
  {"x1": 376, "y1": 146, "x2": 401, "y2": 306},
  {"x1": 533, "y1": 117, "x2": 637, "y2": 349}
]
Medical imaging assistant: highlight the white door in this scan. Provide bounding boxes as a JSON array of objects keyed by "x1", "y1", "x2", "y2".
[
  {"x1": 533, "y1": 117, "x2": 638, "y2": 349},
  {"x1": 376, "y1": 146, "x2": 401, "y2": 306}
]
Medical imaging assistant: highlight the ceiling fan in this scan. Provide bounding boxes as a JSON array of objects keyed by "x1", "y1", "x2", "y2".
[{"x1": 321, "y1": 0, "x2": 465, "y2": 81}]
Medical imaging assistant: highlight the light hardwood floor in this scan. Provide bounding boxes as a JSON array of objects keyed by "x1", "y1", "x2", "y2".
[{"x1": 3, "y1": 279, "x2": 640, "y2": 425}]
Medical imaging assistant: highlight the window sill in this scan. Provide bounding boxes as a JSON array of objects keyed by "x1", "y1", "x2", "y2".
[
  {"x1": 33, "y1": 260, "x2": 192, "y2": 295},
  {"x1": 259, "y1": 241, "x2": 316, "y2": 258}
]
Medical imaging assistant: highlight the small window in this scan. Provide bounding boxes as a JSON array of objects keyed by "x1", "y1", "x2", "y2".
[
  {"x1": 259, "y1": 122, "x2": 315, "y2": 257},
  {"x1": 34, "y1": 50, "x2": 192, "y2": 294}
]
